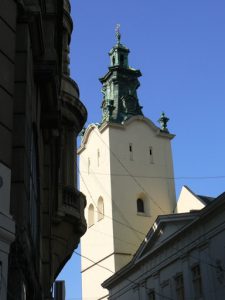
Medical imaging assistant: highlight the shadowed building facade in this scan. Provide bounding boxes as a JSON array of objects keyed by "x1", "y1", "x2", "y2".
[
  {"x1": 0, "y1": 0, "x2": 86, "y2": 299},
  {"x1": 102, "y1": 192, "x2": 225, "y2": 300}
]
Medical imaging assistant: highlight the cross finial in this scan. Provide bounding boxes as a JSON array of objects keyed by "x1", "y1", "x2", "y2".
[{"x1": 115, "y1": 24, "x2": 121, "y2": 44}]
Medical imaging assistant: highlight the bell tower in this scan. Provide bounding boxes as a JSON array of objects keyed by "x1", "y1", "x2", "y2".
[{"x1": 78, "y1": 27, "x2": 176, "y2": 300}]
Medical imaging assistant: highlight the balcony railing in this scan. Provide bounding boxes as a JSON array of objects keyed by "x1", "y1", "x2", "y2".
[{"x1": 59, "y1": 185, "x2": 87, "y2": 232}]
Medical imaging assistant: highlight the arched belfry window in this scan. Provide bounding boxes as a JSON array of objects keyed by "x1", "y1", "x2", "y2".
[
  {"x1": 88, "y1": 204, "x2": 94, "y2": 227},
  {"x1": 97, "y1": 197, "x2": 104, "y2": 221},
  {"x1": 120, "y1": 54, "x2": 124, "y2": 66},
  {"x1": 112, "y1": 56, "x2": 115, "y2": 65},
  {"x1": 137, "y1": 198, "x2": 144, "y2": 213}
]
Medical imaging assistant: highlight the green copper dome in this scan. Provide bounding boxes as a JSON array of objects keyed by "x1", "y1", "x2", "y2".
[{"x1": 99, "y1": 27, "x2": 143, "y2": 124}]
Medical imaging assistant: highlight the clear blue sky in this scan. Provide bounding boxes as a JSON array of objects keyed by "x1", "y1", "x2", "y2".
[{"x1": 57, "y1": 1, "x2": 225, "y2": 299}]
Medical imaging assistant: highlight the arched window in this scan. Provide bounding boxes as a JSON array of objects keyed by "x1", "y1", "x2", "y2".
[
  {"x1": 88, "y1": 204, "x2": 94, "y2": 227},
  {"x1": 97, "y1": 197, "x2": 104, "y2": 221},
  {"x1": 120, "y1": 54, "x2": 124, "y2": 66},
  {"x1": 112, "y1": 56, "x2": 115, "y2": 65},
  {"x1": 137, "y1": 198, "x2": 144, "y2": 213}
]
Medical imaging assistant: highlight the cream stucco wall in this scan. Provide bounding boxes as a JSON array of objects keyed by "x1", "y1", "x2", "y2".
[
  {"x1": 79, "y1": 117, "x2": 176, "y2": 300},
  {"x1": 176, "y1": 185, "x2": 205, "y2": 213},
  {"x1": 79, "y1": 125, "x2": 115, "y2": 299},
  {"x1": 108, "y1": 119, "x2": 176, "y2": 271}
]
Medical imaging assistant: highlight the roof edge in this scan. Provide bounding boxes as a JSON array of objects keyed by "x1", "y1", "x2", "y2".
[{"x1": 78, "y1": 116, "x2": 175, "y2": 154}]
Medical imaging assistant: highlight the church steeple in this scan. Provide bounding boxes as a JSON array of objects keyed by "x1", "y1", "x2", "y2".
[
  {"x1": 99, "y1": 26, "x2": 143, "y2": 124},
  {"x1": 79, "y1": 26, "x2": 176, "y2": 300}
]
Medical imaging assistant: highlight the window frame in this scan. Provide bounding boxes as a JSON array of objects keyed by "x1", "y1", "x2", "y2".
[
  {"x1": 191, "y1": 264, "x2": 203, "y2": 299},
  {"x1": 174, "y1": 273, "x2": 185, "y2": 300},
  {"x1": 137, "y1": 198, "x2": 145, "y2": 213},
  {"x1": 148, "y1": 289, "x2": 155, "y2": 300}
]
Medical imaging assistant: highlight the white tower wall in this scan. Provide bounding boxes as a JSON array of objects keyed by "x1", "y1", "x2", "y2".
[
  {"x1": 79, "y1": 117, "x2": 176, "y2": 300},
  {"x1": 79, "y1": 125, "x2": 115, "y2": 300},
  {"x1": 108, "y1": 118, "x2": 176, "y2": 269}
]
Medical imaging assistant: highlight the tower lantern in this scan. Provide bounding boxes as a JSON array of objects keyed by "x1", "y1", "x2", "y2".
[{"x1": 100, "y1": 25, "x2": 143, "y2": 124}]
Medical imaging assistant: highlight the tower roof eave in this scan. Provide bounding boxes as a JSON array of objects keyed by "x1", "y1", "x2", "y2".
[
  {"x1": 99, "y1": 67, "x2": 142, "y2": 83},
  {"x1": 105, "y1": 115, "x2": 175, "y2": 139},
  {"x1": 77, "y1": 116, "x2": 175, "y2": 155},
  {"x1": 77, "y1": 123, "x2": 100, "y2": 155},
  {"x1": 109, "y1": 43, "x2": 130, "y2": 55}
]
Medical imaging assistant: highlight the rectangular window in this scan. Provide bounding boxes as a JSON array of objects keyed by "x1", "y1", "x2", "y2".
[
  {"x1": 88, "y1": 158, "x2": 90, "y2": 174},
  {"x1": 192, "y1": 265, "x2": 203, "y2": 299},
  {"x1": 129, "y1": 143, "x2": 133, "y2": 161},
  {"x1": 148, "y1": 289, "x2": 155, "y2": 300},
  {"x1": 97, "y1": 149, "x2": 100, "y2": 167},
  {"x1": 175, "y1": 273, "x2": 185, "y2": 300},
  {"x1": 149, "y1": 146, "x2": 153, "y2": 163}
]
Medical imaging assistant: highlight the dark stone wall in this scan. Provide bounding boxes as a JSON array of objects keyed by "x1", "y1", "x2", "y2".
[
  {"x1": 0, "y1": 1, "x2": 87, "y2": 299},
  {"x1": 0, "y1": 0, "x2": 16, "y2": 168}
]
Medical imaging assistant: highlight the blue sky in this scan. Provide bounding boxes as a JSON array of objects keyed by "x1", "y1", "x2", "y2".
[{"x1": 57, "y1": 1, "x2": 225, "y2": 299}]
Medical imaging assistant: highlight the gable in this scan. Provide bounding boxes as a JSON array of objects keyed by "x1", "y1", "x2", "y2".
[
  {"x1": 176, "y1": 186, "x2": 205, "y2": 213},
  {"x1": 134, "y1": 214, "x2": 197, "y2": 262}
]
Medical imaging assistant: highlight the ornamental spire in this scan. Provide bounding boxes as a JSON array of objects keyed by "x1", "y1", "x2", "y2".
[
  {"x1": 115, "y1": 24, "x2": 121, "y2": 44},
  {"x1": 99, "y1": 29, "x2": 143, "y2": 124},
  {"x1": 158, "y1": 112, "x2": 170, "y2": 132}
]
